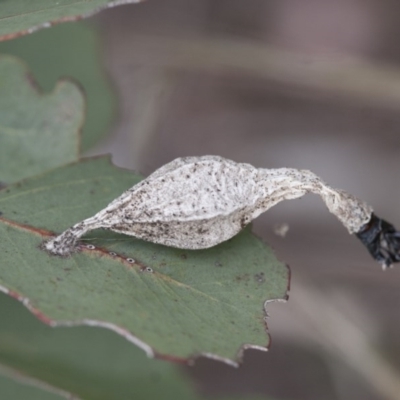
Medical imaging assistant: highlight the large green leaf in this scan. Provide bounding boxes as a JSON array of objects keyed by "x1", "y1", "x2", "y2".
[
  {"x1": 0, "y1": 293, "x2": 274, "y2": 400},
  {"x1": 0, "y1": 292, "x2": 200, "y2": 400},
  {"x1": 0, "y1": 157, "x2": 289, "y2": 364},
  {"x1": 0, "y1": 1, "x2": 145, "y2": 42},
  {"x1": 0, "y1": 55, "x2": 83, "y2": 184},
  {"x1": 0, "y1": 22, "x2": 116, "y2": 151}
]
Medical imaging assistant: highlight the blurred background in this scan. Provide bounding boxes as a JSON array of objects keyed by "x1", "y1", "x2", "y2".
[
  {"x1": 10, "y1": 0, "x2": 400, "y2": 399},
  {"x1": 83, "y1": 2, "x2": 400, "y2": 399},
  {"x1": 84, "y1": 1, "x2": 400, "y2": 399}
]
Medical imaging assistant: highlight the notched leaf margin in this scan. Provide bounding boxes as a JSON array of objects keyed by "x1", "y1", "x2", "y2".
[
  {"x1": 0, "y1": 55, "x2": 84, "y2": 177},
  {"x1": 0, "y1": 203, "x2": 290, "y2": 367}
]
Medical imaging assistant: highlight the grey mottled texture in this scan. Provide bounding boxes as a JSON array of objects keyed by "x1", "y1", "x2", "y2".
[{"x1": 44, "y1": 155, "x2": 373, "y2": 256}]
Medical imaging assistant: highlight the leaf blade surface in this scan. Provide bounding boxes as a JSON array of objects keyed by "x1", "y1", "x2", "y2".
[
  {"x1": 0, "y1": 157, "x2": 289, "y2": 363},
  {"x1": 0, "y1": 55, "x2": 83, "y2": 184}
]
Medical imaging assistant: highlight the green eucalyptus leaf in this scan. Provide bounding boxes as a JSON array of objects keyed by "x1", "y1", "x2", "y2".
[
  {"x1": 0, "y1": 293, "x2": 276, "y2": 400},
  {"x1": 0, "y1": 55, "x2": 83, "y2": 184},
  {"x1": 0, "y1": 293, "x2": 197, "y2": 400},
  {"x1": 0, "y1": 22, "x2": 116, "y2": 152},
  {"x1": 0, "y1": 156, "x2": 289, "y2": 364}
]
